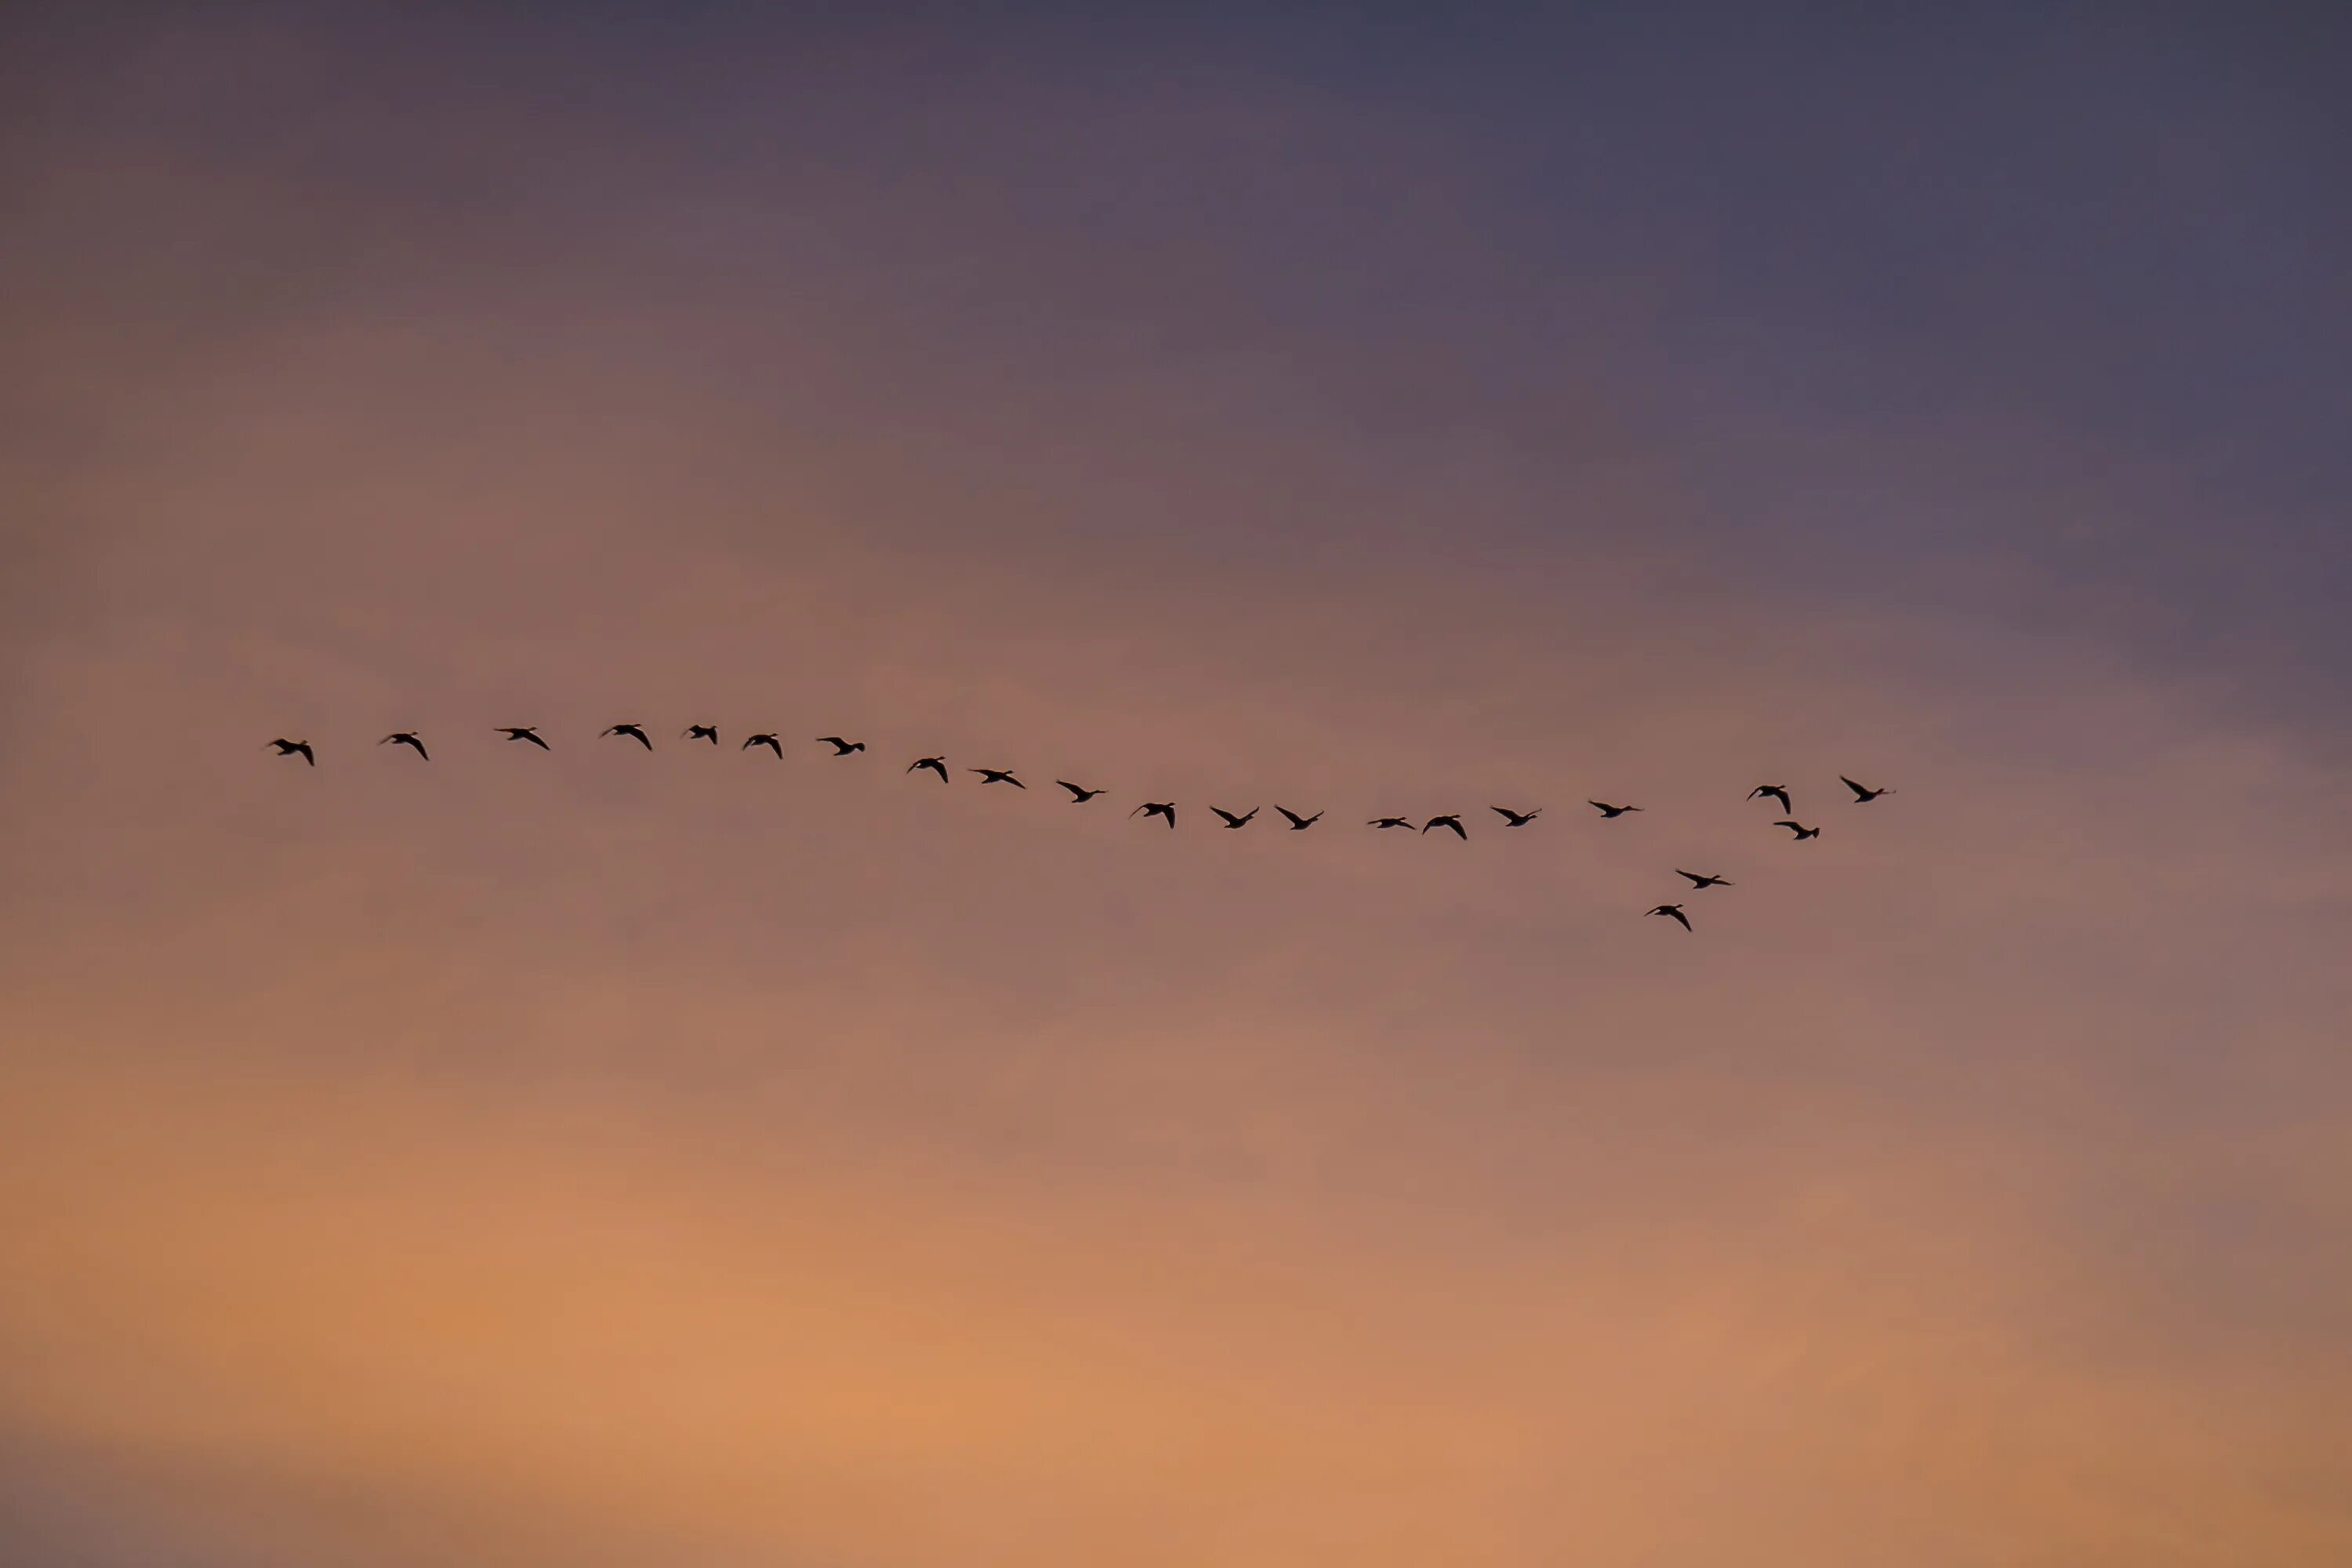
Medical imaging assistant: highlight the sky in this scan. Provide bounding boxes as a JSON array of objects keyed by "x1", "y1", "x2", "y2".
[{"x1": 2, "y1": 3, "x2": 2349, "y2": 1563}]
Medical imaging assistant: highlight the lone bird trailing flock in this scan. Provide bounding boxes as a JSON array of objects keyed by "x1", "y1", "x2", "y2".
[{"x1": 267, "y1": 723, "x2": 1896, "y2": 932}]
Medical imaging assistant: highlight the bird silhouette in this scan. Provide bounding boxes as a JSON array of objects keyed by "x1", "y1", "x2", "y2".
[
  {"x1": 1276, "y1": 806, "x2": 1322, "y2": 829},
  {"x1": 1058, "y1": 781, "x2": 1106, "y2": 802},
  {"x1": 267, "y1": 738, "x2": 315, "y2": 766},
  {"x1": 742, "y1": 733, "x2": 783, "y2": 758},
  {"x1": 1748, "y1": 784, "x2": 1791, "y2": 812},
  {"x1": 816, "y1": 737, "x2": 866, "y2": 755},
  {"x1": 1647, "y1": 903, "x2": 1693, "y2": 932},
  {"x1": 909, "y1": 756, "x2": 949, "y2": 782},
  {"x1": 1841, "y1": 775, "x2": 1895, "y2": 803},
  {"x1": 1676, "y1": 870, "x2": 1734, "y2": 889},
  {"x1": 1775, "y1": 820, "x2": 1821, "y2": 840},
  {"x1": 1368, "y1": 816, "x2": 1414, "y2": 829},
  {"x1": 1133, "y1": 801, "x2": 1177, "y2": 829},
  {"x1": 499, "y1": 727, "x2": 549, "y2": 750},
  {"x1": 1490, "y1": 806, "x2": 1541, "y2": 827},
  {"x1": 971, "y1": 768, "x2": 1025, "y2": 788},
  {"x1": 379, "y1": 732, "x2": 427, "y2": 760},
  {"x1": 1588, "y1": 800, "x2": 1641, "y2": 818},
  {"x1": 1423, "y1": 815, "x2": 1467, "y2": 840},
  {"x1": 682, "y1": 724, "x2": 719, "y2": 744},
  {"x1": 602, "y1": 723, "x2": 652, "y2": 750},
  {"x1": 1210, "y1": 806, "x2": 1258, "y2": 829}
]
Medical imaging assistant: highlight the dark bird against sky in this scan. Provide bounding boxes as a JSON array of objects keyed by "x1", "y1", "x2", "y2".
[{"x1": 257, "y1": 717, "x2": 1907, "y2": 927}]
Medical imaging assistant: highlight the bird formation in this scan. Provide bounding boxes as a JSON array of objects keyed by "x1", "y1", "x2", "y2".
[{"x1": 265, "y1": 727, "x2": 1898, "y2": 932}]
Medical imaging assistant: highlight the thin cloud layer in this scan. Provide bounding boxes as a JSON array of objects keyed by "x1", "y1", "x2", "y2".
[{"x1": 4, "y1": 7, "x2": 2348, "y2": 1566}]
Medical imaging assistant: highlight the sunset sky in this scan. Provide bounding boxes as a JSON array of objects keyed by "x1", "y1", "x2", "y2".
[{"x1": 4, "y1": 5, "x2": 2350, "y2": 1563}]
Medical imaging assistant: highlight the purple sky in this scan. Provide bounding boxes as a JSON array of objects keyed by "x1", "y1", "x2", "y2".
[{"x1": 3, "y1": 5, "x2": 2348, "y2": 1563}]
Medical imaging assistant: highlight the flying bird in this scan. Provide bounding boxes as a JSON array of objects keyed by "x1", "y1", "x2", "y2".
[
  {"x1": 1368, "y1": 816, "x2": 1414, "y2": 829},
  {"x1": 1748, "y1": 784, "x2": 1791, "y2": 812},
  {"x1": 1588, "y1": 800, "x2": 1641, "y2": 818},
  {"x1": 267, "y1": 738, "x2": 315, "y2": 766},
  {"x1": 1490, "y1": 806, "x2": 1541, "y2": 827},
  {"x1": 816, "y1": 737, "x2": 866, "y2": 755},
  {"x1": 1647, "y1": 903, "x2": 1693, "y2": 932},
  {"x1": 1423, "y1": 815, "x2": 1467, "y2": 840},
  {"x1": 498, "y1": 727, "x2": 549, "y2": 750},
  {"x1": 1058, "y1": 781, "x2": 1106, "y2": 802},
  {"x1": 1275, "y1": 806, "x2": 1322, "y2": 829},
  {"x1": 743, "y1": 732, "x2": 784, "y2": 757},
  {"x1": 1775, "y1": 820, "x2": 1821, "y2": 840},
  {"x1": 602, "y1": 723, "x2": 652, "y2": 750},
  {"x1": 379, "y1": 731, "x2": 427, "y2": 760},
  {"x1": 1210, "y1": 806, "x2": 1258, "y2": 829},
  {"x1": 971, "y1": 768, "x2": 1026, "y2": 788},
  {"x1": 1676, "y1": 870, "x2": 1734, "y2": 889},
  {"x1": 909, "y1": 756, "x2": 949, "y2": 782},
  {"x1": 682, "y1": 724, "x2": 719, "y2": 744},
  {"x1": 1133, "y1": 800, "x2": 1177, "y2": 828},
  {"x1": 1841, "y1": 775, "x2": 1896, "y2": 803}
]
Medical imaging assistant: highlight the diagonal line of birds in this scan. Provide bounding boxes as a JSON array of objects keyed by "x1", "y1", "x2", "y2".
[{"x1": 265, "y1": 731, "x2": 1897, "y2": 932}]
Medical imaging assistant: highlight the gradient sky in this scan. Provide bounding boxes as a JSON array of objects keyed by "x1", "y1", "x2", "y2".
[{"x1": 5, "y1": 5, "x2": 2350, "y2": 1564}]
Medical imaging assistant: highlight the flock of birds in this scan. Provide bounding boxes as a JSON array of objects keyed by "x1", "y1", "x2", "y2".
[{"x1": 263, "y1": 726, "x2": 1897, "y2": 933}]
